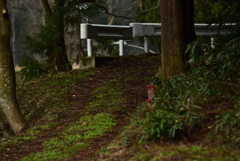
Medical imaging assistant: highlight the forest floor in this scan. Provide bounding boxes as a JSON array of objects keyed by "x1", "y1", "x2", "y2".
[{"x1": 0, "y1": 53, "x2": 239, "y2": 161}]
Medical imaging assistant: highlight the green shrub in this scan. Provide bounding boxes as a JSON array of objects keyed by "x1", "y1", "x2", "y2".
[
  {"x1": 19, "y1": 54, "x2": 51, "y2": 81},
  {"x1": 186, "y1": 38, "x2": 240, "y2": 82},
  {"x1": 187, "y1": 38, "x2": 240, "y2": 147},
  {"x1": 23, "y1": 25, "x2": 60, "y2": 54},
  {"x1": 142, "y1": 109, "x2": 183, "y2": 139},
  {"x1": 142, "y1": 36, "x2": 240, "y2": 141},
  {"x1": 142, "y1": 77, "x2": 204, "y2": 140},
  {"x1": 20, "y1": 24, "x2": 60, "y2": 80},
  {"x1": 215, "y1": 101, "x2": 240, "y2": 147}
]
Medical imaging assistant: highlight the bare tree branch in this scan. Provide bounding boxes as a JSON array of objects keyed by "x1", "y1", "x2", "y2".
[{"x1": 94, "y1": 0, "x2": 160, "y2": 19}]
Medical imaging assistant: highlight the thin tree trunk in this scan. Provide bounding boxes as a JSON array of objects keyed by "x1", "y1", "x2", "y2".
[
  {"x1": 0, "y1": 0, "x2": 25, "y2": 134},
  {"x1": 40, "y1": 0, "x2": 72, "y2": 71},
  {"x1": 40, "y1": 0, "x2": 54, "y2": 66},
  {"x1": 40, "y1": 0, "x2": 52, "y2": 25},
  {"x1": 54, "y1": 0, "x2": 72, "y2": 71},
  {"x1": 161, "y1": 0, "x2": 196, "y2": 79}
]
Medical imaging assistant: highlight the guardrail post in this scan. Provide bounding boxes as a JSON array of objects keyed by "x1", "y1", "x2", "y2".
[
  {"x1": 119, "y1": 40, "x2": 124, "y2": 56},
  {"x1": 144, "y1": 37, "x2": 149, "y2": 53},
  {"x1": 87, "y1": 39, "x2": 92, "y2": 57}
]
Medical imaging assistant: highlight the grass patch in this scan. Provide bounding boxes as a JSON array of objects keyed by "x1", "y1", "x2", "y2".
[
  {"x1": 0, "y1": 117, "x2": 62, "y2": 152},
  {"x1": 86, "y1": 79, "x2": 127, "y2": 113},
  {"x1": 17, "y1": 69, "x2": 95, "y2": 124},
  {"x1": 154, "y1": 145, "x2": 240, "y2": 161},
  {"x1": 100, "y1": 143, "x2": 240, "y2": 161},
  {"x1": 21, "y1": 113, "x2": 117, "y2": 161},
  {"x1": 94, "y1": 102, "x2": 149, "y2": 159}
]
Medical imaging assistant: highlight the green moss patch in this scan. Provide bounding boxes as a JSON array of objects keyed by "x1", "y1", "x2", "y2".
[{"x1": 21, "y1": 113, "x2": 117, "y2": 161}]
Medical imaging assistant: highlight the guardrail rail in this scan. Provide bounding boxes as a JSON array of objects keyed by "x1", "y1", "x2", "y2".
[{"x1": 81, "y1": 23, "x2": 235, "y2": 56}]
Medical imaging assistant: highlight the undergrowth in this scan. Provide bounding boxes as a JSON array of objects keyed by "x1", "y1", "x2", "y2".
[
  {"x1": 141, "y1": 37, "x2": 240, "y2": 147},
  {"x1": 93, "y1": 37, "x2": 240, "y2": 160}
]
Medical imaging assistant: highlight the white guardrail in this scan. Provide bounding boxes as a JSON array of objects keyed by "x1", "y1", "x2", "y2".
[
  {"x1": 81, "y1": 23, "x2": 235, "y2": 56},
  {"x1": 81, "y1": 23, "x2": 133, "y2": 56}
]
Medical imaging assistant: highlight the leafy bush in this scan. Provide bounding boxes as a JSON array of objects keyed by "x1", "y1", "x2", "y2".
[
  {"x1": 142, "y1": 109, "x2": 184, "y2": 139},
  {"x1": 186, "y1": 39, "x2": 240, "y2": 82},
  {"x1": 188, "y1": 38, "x2": 240, "y2": 146},
  {"x1": 20, "y1": 24, "x2": 61, "y2": 80},
  {"x1": 215, "y1": 101, "x2": 240, "y2": 147},
  {"x1": 142, "y1": 34, "x2": 240, "y2": 142},
  {"x1": 23, "y1": 25, "x2": 60, "y2": 55},
  {"x1": 142, "y1": 77, "x2": 204, "y2": 140},
  {"x1": 19, "y1": 54, "x2": 51, "y2": 81}
]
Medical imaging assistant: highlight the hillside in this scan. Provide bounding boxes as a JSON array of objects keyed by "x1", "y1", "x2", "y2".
[
  {"x1": 0, "y1": 54, "x2": 159, "y2": 160},
  {"x1": 0, "y1": 54, "x2": 240, "y2": 161}
]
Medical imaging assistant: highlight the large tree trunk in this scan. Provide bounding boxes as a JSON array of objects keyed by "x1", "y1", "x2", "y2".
[
  {"x1": 0, "y1": 0, "x2": 25, "y2": 134},
  {"x1": 161, "y1": 0, "x2": 196, "y2": 79}
]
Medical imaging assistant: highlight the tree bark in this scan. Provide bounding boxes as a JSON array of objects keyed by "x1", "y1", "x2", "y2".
[
  {"x1": 0, "y1": 0, "x2": 25, "y2": 134},
  {"x1": 53, "y1": 0, "x2": 72, "y2": 71},
  {"x1": 40, "y1": 0, "x2": 72, "y2": 71},
  {"x1": 161, "y1": 0, "x2": 196, "y2": 79},
  {"x1": 40, "y1": 0, "x2": 52, "y2": 25}
]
